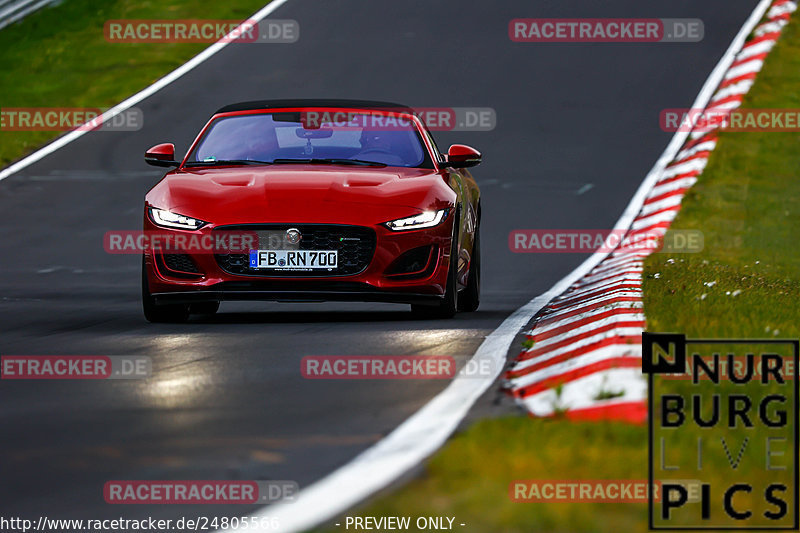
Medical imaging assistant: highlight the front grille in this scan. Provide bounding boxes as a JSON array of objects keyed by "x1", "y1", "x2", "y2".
[{"x1": 214, "y1": 224, "x2": 376, "y2": 277}]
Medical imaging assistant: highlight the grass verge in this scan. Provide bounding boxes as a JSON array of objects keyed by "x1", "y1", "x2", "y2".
[
  {"x1": 0, "y1": 0, "x2": 271, "y2": 167},
  {"x1": 315, "y1": 16, "x2": 800, "y2": 533},
  {"x1": 315, "y1": 417, "x2": 650, "y2": 533},
  {"x1": 642, "y1": 18, "x2": 800, "y2": 340}
]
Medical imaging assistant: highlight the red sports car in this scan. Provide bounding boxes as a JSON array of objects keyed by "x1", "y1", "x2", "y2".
[{"x1": 141, "y1": 100, "x2": 481, "y2": 322}]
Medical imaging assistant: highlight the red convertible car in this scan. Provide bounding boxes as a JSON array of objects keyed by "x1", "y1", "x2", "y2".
[{"x1": 141, "y1": 100, "x2": 481, "y2": 322}]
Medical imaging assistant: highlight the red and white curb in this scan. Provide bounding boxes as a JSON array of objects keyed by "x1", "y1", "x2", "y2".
[{"x1": 502, "y1": 0, "x2": 797, "y2": 424}]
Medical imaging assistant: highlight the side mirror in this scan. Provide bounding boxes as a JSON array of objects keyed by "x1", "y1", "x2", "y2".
[
  {"x1": 443, "y1": 144, "x2": 481, "y2": 168},
  {"x1": 145, "y1": 143, "x2": 179, "y2": 167}
]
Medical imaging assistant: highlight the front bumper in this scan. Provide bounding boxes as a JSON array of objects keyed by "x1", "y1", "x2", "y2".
[
  {"x1": 143, "y1": 217, "x2": 454, "y2": 306},
  {"x1": 151, "y1": 281, "x2": 443, "y2": 306}
]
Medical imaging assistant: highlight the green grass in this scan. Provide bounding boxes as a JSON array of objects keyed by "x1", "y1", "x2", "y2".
[
  {"x1": 316, "y1": 417, "x2": 650, "y2": 533},
  {"x1": 315, "y1": 17, "x2": 800, "y2": 533},
  {"x1": 642, "y1": 16, "x2": 800, "y2": 340},
  {"x1": 0, "y1": 0, "x2": 271, "y2": 167}
]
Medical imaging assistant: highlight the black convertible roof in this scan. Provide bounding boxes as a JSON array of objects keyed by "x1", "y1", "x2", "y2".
[{"x1": 215, "y1": 99, "x2": 414, "y2": 114}]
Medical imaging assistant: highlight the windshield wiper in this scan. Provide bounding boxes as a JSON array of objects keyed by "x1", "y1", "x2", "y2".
[
  {"x1": 271, "y1": 158, "x2": 387, "y2": 167},
  {"x1": 184, "y1": 159, "x2": 273, "y2": 167},
  {"x1": 328, "y1": 158, "x2": 388, "y2": 167}
]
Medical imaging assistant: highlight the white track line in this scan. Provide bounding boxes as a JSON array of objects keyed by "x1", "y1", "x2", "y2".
[{"x1": 0, "y1": 0, "x2": 292, "y2": 182}]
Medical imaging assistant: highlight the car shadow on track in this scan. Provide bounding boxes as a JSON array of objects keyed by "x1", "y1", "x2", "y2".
[{"x1": 191, "y1": 309, "x2": 487, "y2": 324}]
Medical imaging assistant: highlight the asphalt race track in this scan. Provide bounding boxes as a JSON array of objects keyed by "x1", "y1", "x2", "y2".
[{"x1": 0, "y1": 0, "x2": 760, "y2": 526}]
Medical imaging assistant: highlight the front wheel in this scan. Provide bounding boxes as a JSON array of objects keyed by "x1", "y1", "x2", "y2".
[
  {"x1": 458, "y1": 223, "x2": 480, "y2": 312},
  {"x1": 142, "y1": 258, "x2": 190, "y2": 323}
]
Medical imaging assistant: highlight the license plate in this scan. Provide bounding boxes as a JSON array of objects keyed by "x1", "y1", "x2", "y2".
[{"x1": 249, "y1": 250, "x2": 338, "y2": 270}]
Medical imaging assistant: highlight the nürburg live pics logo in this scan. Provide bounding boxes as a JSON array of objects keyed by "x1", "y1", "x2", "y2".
[{"x1": 644, "y1": 332, "x2": 799, "y2": 529}]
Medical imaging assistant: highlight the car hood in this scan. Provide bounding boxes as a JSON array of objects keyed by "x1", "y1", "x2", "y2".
[{"x1": 145, "y1": 165, "x2": 454, "y2": 226}]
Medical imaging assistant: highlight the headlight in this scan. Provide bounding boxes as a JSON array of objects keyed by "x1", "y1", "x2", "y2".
[
  {"x1": 148, "y1": 207, "x2": 207, "y2": 230},
  {"x1": 384, "y1": 209, "x2": 448, "y2": 231}
]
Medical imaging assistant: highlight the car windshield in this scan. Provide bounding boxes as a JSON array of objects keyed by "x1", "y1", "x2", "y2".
[{"x1": 187, "y1": 111, "x2": 431, "y2": 168}]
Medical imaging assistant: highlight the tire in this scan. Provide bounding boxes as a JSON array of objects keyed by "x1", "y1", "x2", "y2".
[
  {"x1": 190, "y1": 302, "x2": 220, "y2": 315},
  {"x1": 458, "y1": 222, "x2": 480, "y2": 312},
  {"x1": 142, "y1": 258, "x2": 190, "y2": 323},
  {"x1": 411, "y1": 225, "x2": 458, "y2": 319}
]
